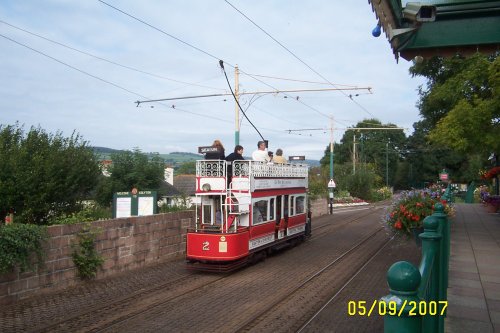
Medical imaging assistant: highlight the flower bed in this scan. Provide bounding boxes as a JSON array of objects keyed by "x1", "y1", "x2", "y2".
[
  {"x1": 385, "y1": 188, "x2": 452, "y2": 235},
  {"x1": 484, "y1": 194, "x2": 500, "y2": 213}
]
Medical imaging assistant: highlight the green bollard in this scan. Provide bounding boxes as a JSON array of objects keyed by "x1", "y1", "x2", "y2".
[{"x1": 382, "y1": 261, "x2": 422, "y2": 333}]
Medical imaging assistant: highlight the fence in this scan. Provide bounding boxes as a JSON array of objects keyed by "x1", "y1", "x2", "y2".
[{"x1": 381, "y1": 201, "x2": 450, "y2": 333}]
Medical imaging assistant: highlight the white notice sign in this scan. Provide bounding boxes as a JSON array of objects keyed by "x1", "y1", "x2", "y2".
[
  {"x1": 116, "y1": 197, "x2": 132, "y2": 218},
  {"x1": 138, "y1": 196, "x2": 154, "y2": 216}
]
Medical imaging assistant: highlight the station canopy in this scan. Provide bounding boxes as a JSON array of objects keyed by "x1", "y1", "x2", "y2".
[{"x1": 368, "y1": 0, "x2": 500, "y2": 61}]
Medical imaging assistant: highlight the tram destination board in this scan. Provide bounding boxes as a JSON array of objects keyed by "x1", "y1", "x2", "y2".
[{"x1": 198, "y1": 146, "x2": 219, "y2": 154}]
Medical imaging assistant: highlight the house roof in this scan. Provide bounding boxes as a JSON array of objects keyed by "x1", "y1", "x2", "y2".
[
  {"x1": 158, "y1": 180, "x2": 182, "y2": 197},
  {"x1": 369, "y1": 0, "x2": 500, "y2": 61},
  {"x1": 173, "y1": 174, "x2": 196, "y2": 196}
]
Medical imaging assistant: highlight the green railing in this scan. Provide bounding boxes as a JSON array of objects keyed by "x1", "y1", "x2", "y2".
[{"x1": 381, "y1": 202, "x2": 450, "y2": 333}]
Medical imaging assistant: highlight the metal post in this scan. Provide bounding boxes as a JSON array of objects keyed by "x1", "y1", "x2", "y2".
[
  {"x1": 353, "y1": 134, "x2": 356, "y2": 174},
  {"x1": 329, "y1": 116, "x2": 334, "y2": 214},
  {"x1": 386, "y1": 141, "x2": 389, "y2": 187},
  {"x1": 418, "y1": 213, "x2": 442, "y2": 333},
  {"x1": 234, "y1": 65, "x2": 240, "y2": 146},
  {"x1": 433, "y1": 203, "x2": 449, "y2": 318},
  {"x1": 382, "y1": 261, "x2": 422, "y2": 333}
]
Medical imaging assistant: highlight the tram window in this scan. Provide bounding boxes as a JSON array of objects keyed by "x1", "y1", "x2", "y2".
[
  {"x1": 289, "y1": 196, "x2": 295, "y2": 216},
  {"x1": 296, "y1": 196, "x2": 305, "y2": 214},
  {"x1": 252, "y1": 200, "x2": 268, "y2": 224},
  {"x1": 284, "y1": 195, "x2": 289, "y2": 218},
  {"x1": 203, "y1": 205, "x2": 212, "y2": 224},
  {"x1": 269, "y1": 198, "x2": 275, "y2": 220}
]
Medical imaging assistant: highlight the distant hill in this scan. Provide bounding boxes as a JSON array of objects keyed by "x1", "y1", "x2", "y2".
[
  {"x1": 92, "y1": 147, "x2": 201, "y2": 166},
  {"x1": 92, "y1": 147, "x2": 318, "y2": 167}
]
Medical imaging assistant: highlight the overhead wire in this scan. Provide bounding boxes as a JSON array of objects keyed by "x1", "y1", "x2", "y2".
[
  {"x1": 98, "y1": 0, "x2": 331, "y2": 120},
  {"x1": 241, "y1": 72, "x2": 359, "y2": 87},
  {"x1": 0, "y1": 19, "x2": 225, "y2": 93},
  {"x1": 224, "y1": 0, "x2": 376, "y2": 119},
  {"x1": 98, "y1": 0, "x2": 223, "y2": 63},
  {"x1": 0, "y1": 30, "x2": 320, "y2": 141},
  {"x1": 0, "y1": 33, "x2": 147, "y2": 99}
]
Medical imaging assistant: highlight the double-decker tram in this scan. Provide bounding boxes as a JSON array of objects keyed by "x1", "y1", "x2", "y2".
[{"x1": 186, "y1": 159, "x2": 311, "y2": 271}]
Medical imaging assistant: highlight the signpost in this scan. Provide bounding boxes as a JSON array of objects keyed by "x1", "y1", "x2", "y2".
[
  {"x1": 439, "y1": 169, "x2": 449, "y2": 182},
  {"x1": 113, "y1": 189, "x2": 157, "y2": 218},
  {"x1": 328, "y1": 178, "x2": 336, "y2": 214}
]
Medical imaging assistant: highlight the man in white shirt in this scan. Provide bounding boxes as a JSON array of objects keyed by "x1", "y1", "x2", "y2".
[{"x1": 252, "y1": 141, "x2": 270, "y2": 162}]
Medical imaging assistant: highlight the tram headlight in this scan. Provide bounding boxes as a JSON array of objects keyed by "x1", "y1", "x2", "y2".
[{"x1": 201, "y1": 183, "x2": 211, "y2": 192}]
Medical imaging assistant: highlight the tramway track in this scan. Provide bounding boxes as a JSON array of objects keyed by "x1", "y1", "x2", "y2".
[
  {"x1": 233, "y1": 225, "x2": 390, "y2": 332},
  {"x1": 297, "y1": 234, "x2": 394, "y2": 332},
  {"x1": 309, "y1": 204, "x2": 385, "y2": 240},
  {"x1": 33, "y1": 272, "x2": 226, "y2": 333}
]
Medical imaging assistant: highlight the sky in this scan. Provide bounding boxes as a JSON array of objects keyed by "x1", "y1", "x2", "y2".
[{"x1": 0, "y1": 1, "x2": 427, "y2": 160}]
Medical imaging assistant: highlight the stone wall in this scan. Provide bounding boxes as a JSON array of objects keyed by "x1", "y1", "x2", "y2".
[
  {"x1": 310, "y1": 197, "x2": 328, "y2": 217},
  {"x1": 0, "y1": 198, "x2": 328, "y2": 305},
  {"x1": 0, "y1": 211, "x2": 194, "y2": 305}
]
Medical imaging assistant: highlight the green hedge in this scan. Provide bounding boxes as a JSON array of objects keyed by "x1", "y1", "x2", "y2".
[{"x1": 0, "y1": 223, "x2": 48, "y2": 274}]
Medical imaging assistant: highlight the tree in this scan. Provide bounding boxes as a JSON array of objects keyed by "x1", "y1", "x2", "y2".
[
  {"x1": 409, "y1": 53, "x2": 499, "y2": 176},
  {"x1": 320, "y1": 119, "x2": 406, "y2": 187},
  {"x1": 175, "y1": 161, "x2": 196, "y2": 175},
  {"x1": 95, "y1": 149, "x2": 165, "y2": 206},
  {"x1": 0, "y1": 124, "x2": 100, "y2": 224}
]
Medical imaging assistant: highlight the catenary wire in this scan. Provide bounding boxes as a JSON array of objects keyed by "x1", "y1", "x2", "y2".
[
  {"x1": 0, "y1": 19, "x2": 226, "y2": 92},
  {"x1": 242, "y1": 73, "x2": 360, "y2": 87},
  {"x1": 1, "y1": 31, "x2": 326, "y2": 142},
  {"x1": 0, "y1": 33, "x2": 147, "y2": 99},
  {"x1": 224, "y1": 0, "x2": 376, "y2": 118},
  {"x1": 97, "y1": 0, "x2": 332, "y2": 120}
]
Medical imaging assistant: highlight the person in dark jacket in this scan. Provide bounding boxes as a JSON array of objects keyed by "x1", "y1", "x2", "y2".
[
  {"x1": 225, "y1": 145, "x2": 244, "y2": 185},
  {"x1": 225, "y1": 145, "x2": 244, "y2": 162},
  {"x1": 204, "y1": 139, "x2": 225, "y2": 159}
]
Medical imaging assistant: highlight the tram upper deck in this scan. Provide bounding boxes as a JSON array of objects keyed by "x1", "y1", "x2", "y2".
[{"x1": 196, "y1": 160, "x2": 309, "y2": 194}]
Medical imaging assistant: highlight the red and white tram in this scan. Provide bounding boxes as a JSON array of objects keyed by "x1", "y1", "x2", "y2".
[{"x1": 186, "y1": 159, "x2": 311, "y2": 271}]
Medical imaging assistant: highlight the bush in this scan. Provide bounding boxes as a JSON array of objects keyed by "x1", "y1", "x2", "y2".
[
  {"x1": 346, "y1": 169, "x2": 376, "y2": 201},
  {"x1": 371, "y1": 186, "x2": 393, "y2": 202},
  {"x1": 48, "y1": 203, "x2": 111, "y2": 225},
  {"x1": 0, "y1": 124, "x2": 100, "y2": 224},
  {"x1": 71, "y1": 224, "x2": 104, "y2": 279},
  {"x1": 0, "y1": 223, "x2": 47, "y2": 274}
]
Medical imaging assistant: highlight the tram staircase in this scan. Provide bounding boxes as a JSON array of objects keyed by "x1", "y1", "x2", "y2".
[
  {"x1": 220, "y1": 179, "x2": 251, "y2": 233},
  {"x1": 382, "y1": 186, "x2": 452, "y2": 333}
]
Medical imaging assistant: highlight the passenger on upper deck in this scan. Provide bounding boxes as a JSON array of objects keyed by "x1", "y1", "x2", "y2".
[
  {"x1": 252, "y1": 141, "x2": 270, "y2": 162},
  {"x1": 273, "y1": 149, "x2": 287, "y2": 164},
  {"x1": 204, "y1": 139, "x2": 225, "y2": 159},
  {"x1": 226, "y1": 145, "x2": 244, "y2": 184},
  {"x1": 225, "y1": 145, "x2": 244, "y2": 162}
]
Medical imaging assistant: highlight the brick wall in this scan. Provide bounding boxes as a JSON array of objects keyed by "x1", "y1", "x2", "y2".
[
  {"x1": 0, "y1": 199, "x2": 328, "y2": 305},
  {"x1": 310, "y1": 197, "x2": 328, "y2": 217},
  {"x1": 0, "y1": 211, "x2": 194, "y2": 305}
]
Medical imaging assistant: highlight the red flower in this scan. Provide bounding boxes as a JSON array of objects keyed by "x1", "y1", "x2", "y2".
[
  {"x1": 483, "y1": 166, "x2": 500, "y2": 179},
  {"x1": 394, "y1": 221, "x2": 402, "y2": 229}
]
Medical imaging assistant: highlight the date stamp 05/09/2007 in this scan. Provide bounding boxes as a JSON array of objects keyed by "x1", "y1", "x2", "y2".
[{"x1": 347, "y1": 300, "x2": 448, "y2": 317}]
